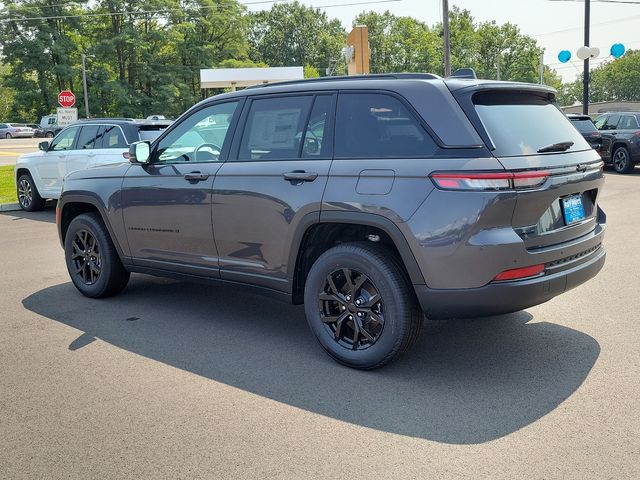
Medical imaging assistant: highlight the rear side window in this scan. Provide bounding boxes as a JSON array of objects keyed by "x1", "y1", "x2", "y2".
[
  {"x1": 570, "y1": 118, "x2": 597, "y2": 134},
  {"x1": 619, "y1": 115, "x2": 639, "y2": 130},
  {"x1": 102, "y1": 125, "x2": 128, "y2": 148},
  {"x1": 76, "y1": 125, "x2": 101, "y2": 149},
  {"x1": 239, "y1": 96, "x2": 313, "y2": 161},
  {"x1": 474, "y1": 91, "x2": 590, "y2": 157},
  {"x1": 334, "y1": 93, "x2": 437, "y2": 158}
]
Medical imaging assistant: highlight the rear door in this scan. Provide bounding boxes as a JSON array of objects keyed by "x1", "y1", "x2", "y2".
[
  {"x1": 470, "y1": 90, "x2": 604, "y2": 249},
  {"x1": 90, "y1": 124, "x2": 129, "y2": 167},
  {"x1": 121, "y1": 100, "x2": 241, "y2": 275},
  {"x1": 36, "y1": 126, "x2": 79, "y2": 196},
  {"x1": 212, "y1": 93, "x2": 335, "y2": 291}
]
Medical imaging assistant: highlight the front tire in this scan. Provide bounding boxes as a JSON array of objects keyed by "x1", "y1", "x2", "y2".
[
  {"x1": 613, "y1": 146, "x2": 634, "y2": 174},
  {"x1": 45, "y1": 132, "x2": 54, "y2": 138},
  {"x1": 64, "y1": 213, "x2": 130, "y2": 298},
  {"x1": 17, "y1": 173, "x2": 45, "y2": 211},
  {"x1": 304, "y1": 243, "x2": 423, "y2": 369}
]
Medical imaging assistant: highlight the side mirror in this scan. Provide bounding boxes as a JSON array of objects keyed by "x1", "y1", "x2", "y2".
[
  {"x1": 38, "y1": 141, "x2": 49, "y2": 152},
  {"x1": 129, "y1": 141, "x2": 151, "y2": 164}
]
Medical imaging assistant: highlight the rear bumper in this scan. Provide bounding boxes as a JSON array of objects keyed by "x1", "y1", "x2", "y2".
[{"x1": 415, "y1": 246, "x2": 606, "y2": 319}]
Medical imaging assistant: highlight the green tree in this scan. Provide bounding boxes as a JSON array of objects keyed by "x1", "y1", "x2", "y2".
[
  {"x1": 248, "y1": 1, "x2": 345, "y2": 74},
  {"x1": 589, "y1": 50, "x2": 640, "y2": 102},
  {"x1": 354, "y1": 11, "x2": 440, "y2": 74}
]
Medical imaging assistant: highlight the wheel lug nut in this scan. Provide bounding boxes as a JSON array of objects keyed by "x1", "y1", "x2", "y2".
[
  {"x1": 346, "y1": 295, "x2": 351, "y2": 301},
  {"x1": 355, "y1": 299, "x2": 361, "y2": 305},
  {"x1": 357, "y1": 312, "x2": 364, "y2": 317},
  {"x1": 348, "y1": 315, "x2": 352, "y2": 320}
]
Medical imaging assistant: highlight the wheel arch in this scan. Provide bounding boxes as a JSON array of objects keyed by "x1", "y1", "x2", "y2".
[
  {"x1": 287, "y1": 211, "x2": 425, "y2": 304},
  {"x1": 58, "y1": 194, "x2": 127, "y2": 261}
]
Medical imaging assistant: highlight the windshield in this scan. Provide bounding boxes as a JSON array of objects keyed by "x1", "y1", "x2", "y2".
[
  {"x1": 474, "y1": 91, "x2": 590, "y2": 157},
  {"x1": 138, "y1": 125, "x2": 169, "y2": 141},
  {"x1": 570, "y1": 119, "x2": 598, "y2": 134}
]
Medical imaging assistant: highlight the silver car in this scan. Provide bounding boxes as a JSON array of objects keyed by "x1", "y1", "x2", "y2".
[{"x1": 0, "y1": 123, "x2": 34, "y2": 139}]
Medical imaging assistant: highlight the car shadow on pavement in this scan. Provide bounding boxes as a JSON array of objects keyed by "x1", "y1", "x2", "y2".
[
  {"x1": 22, "y1": 275, "x2": 600, "y2": 445},
  {"x1": 1, "y1": 203, "x2": 56, "y2": 223}
]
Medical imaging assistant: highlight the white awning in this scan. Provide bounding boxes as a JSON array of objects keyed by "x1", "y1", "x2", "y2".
[{"x1": 200, "y1": 67, "x2": 304, "y2": 89}]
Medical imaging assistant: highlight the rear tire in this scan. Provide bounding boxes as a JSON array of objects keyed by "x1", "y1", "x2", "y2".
[
  {"x1": 17, "y1": 173, "x2": 45, "y2": 211},
  {"x1": 45, "y1": 132, "x2": 54, "y2": 138},
  {"x1": 5, "y1": 133, "x2": 12, "y2": 139},
  {"x1": 304, "y1": 242, "x2": 423, "y2": 369},
  {"x1": 64, "y1": 213, "x2": 130, "y2": 298},
  {"x1": 613, "y1": 146, "x2": 634, "y2": 174}
]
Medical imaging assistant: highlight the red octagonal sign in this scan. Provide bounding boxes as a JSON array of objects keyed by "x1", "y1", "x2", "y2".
[{"x1": 58, "y1": 90, "x2": 76, "y2": 108}]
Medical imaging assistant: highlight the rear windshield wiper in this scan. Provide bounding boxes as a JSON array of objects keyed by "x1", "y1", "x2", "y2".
[{"x1": 537, "y1": 141, "x2": 574, "y2": 153}]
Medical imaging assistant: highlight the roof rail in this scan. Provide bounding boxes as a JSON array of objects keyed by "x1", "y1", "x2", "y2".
[
  {"x1": 77, "y1": 117, "x2": 135, "y2": 122},
  {"x1": 247, "y1": 72, "x2": 440, "y2": 89}
]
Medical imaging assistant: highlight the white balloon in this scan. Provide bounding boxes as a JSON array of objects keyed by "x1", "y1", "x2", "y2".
[
  {"x1": 589, "y1": 47, "x2": 600, "y2": 58},
  {"x1": 576, "y1": 46, "x2": 591, "y2": 60}
]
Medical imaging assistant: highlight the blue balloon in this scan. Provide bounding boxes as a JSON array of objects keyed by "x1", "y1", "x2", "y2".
[
  {"x1": 611, "y1": 43, "x2": 625, "y2": 58},
  {"x1": 558, "y1": 50, "x2": 571, "y2": 63}
]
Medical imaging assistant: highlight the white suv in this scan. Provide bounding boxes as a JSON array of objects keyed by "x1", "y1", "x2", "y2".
[{"x1": 15, "y1": 119, "x2": 170, "y2": 210}]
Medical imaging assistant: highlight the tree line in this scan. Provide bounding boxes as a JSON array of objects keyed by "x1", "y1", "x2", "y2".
[{"x1": 0, "y1": 1, "x2": 637, "y2": 122}]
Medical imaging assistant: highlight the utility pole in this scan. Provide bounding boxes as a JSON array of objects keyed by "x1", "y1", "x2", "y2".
[
  {"x1": 81, "y1": 54, "x2": 90, "y2": 118},
  {"x1": 539, "y1": 50, "x2": 545, "y2": 84},
  {"x1": 443, "y1": 0, "x2": 451, "y2": 76},
  {"x1": 496, "y1": 54, "x2": 500, "y2": 81},
  {"x1": 583, "y1": 0, "x2": 590, "y2": 115}
]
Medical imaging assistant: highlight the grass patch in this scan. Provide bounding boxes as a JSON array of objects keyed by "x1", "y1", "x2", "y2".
[{"x1": 0, "y1": 165, "x2": 17, "y2": 204}]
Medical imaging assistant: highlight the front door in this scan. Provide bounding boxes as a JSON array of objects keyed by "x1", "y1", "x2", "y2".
[
  {"x1": 121, "y1": 100, "x2": 242, "y2": 275},
  {"x1": 37, "y1": 125, "x2": 79, "y2": 196},
  {"x1": 212, "y1": 93, "x2": 335, "y2": 291},
  {"x1": 596, "y1": 113, "x2": 619, "y2": 162}
]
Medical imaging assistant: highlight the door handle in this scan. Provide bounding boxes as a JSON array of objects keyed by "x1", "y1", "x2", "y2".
[
  {"x1": 184, "y1": 172, "x2": 209, "y2": 182},
  {"x1": 283, "y1": 170, "x2": 318, "y2": 182}
]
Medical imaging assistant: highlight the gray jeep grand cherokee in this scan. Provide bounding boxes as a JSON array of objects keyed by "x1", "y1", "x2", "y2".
[{"x1": 56, "y1": 72, "x2": 606, "y2": 369}]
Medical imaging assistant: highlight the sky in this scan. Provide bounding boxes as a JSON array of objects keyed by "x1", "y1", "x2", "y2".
[{"x1": 247, "y1": 0, "x2": 640, "y2": 82}]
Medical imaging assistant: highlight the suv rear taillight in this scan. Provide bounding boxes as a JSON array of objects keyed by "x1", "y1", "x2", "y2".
[{"x1": 430, "y1": 171, "x2": 549, "y2": 191}]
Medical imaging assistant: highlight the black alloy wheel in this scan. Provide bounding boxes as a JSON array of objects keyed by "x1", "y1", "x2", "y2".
[
  {"x1": 613, "y1": 146, "x2": 634, "y2": 174},
  {"x1": 319, "y1": 268, "x2": 384, "y2": 351},
  {"x1": 70, "y1": 229, "x2": 102, "y2": 285}
]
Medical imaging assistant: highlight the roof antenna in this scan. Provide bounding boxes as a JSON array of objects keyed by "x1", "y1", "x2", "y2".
[{"x1": 450, "y1": 68, "x2": 477, "y2": 79}]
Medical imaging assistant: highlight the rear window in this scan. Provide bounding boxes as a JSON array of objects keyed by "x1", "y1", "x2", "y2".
[
  {"x1": 570, "y1": 118, "x2": 598, "y2": 134},
  {"x1": 137, "y1": 125, "x2": 169, "y2": 141},
  {"x1": 474, "y1": 91, "x2": 590, "y2": 157}
]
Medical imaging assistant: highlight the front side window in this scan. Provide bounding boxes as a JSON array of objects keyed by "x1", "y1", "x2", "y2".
[
  {"x1": 238, "y1": 96, "x2": 313, "y2": 161},
  {"x1": 76, "y1": 125, "x2": 101, "y2": 150},
  {"x1": 50, "y1": 127, "x2": 79, "y2": 151},
  {"x1": 335, "y1": 93, "x2": 437, "y2": 158},
  {"x1": 156, "y1": 101, "x2": 239, "y2": 163},
  {"x1": 603, "y1": 114, "x2": 620, "y2": 131}
]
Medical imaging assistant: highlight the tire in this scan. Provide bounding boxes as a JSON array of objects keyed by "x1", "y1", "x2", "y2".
[
  {"x1": 304, "y1": 242, "x2": 423, "y2": 369},
  {"x1": 612, "y1": 146, "x2": 635, "y2": 174},
  {"x1": 17, "y1": 173, "x2": 45, "y2": 211},
  {"x1": 6, "y1": 133, "x2": 12, "y2": 139},
  {"x1": 45, "y1": 131, "x2": 54, "y2": 138},
  {"x1": 64, "y1": 213, "x2": 130, "y2": 298}
]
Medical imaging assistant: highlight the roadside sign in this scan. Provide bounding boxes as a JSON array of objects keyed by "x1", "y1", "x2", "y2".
[
  {"x1": 58, "y1": 90, "x2": 76, "y2": 108},
  {"x1": 57, "y1": 107, "x2": 78, "y2": 126}
]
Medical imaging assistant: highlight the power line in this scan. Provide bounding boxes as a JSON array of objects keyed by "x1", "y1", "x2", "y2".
[
  {"x1": 0, "y1": 0, "x2": 402, "y2": 23},
  {"x1": 532, "y1": 13, "x2": 640, "y2": 36}
]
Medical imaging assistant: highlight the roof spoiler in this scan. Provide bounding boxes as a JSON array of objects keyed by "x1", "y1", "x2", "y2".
[{"x1": 449, "y1": 68, "x2": 477, "y2": 79}]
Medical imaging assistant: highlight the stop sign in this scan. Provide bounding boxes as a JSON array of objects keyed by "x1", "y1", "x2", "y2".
[{"x1": 58, "y1": 90, "x2": 76, "y2": 108}]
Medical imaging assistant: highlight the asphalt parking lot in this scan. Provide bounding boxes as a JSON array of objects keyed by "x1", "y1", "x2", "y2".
[{"x1": 1, "y1": 170, "x2": 638, "y2": 479}]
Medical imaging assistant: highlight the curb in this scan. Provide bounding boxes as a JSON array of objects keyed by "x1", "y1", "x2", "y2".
[{"x1": 0, "y1": 202, "x2": 21, "y2": 212}]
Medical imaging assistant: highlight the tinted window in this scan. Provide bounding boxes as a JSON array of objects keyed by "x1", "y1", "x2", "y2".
[
  {"x1": 302, "y1": 95, "x2": 333, "y2": 158},
  {"x1": 156, "y1": 101, "x2": 239, "y2": 163},
  {"x1": 137, "y1": 125, "x2": 169, "y2": 142},
  {"x1": 335, "y1": 93, "x2": 437, "y2": 158},
  {"x1": 50, "y1": 127, "x2": 79, "y2": 151},
  {"x1": 570, "y1": 118, "x2": 597, "y2": 134},
  {"x1": 239, "y1": 96, "x2": 312, "y2": 161},
  {"x1": 102, "y1": 125, "x2": 128, "y2": 148},
  {"x1": 619, "y1": 115, "x2": 639, "y2": 130},
  {"x1": 602, "y1": 114, "x2": 620, "y2": 130},
  {"x1": 474, "y1": 92, "x2": 589, "y2": 156},
  {"x1": 76, "y1": 125, "x2": 101, "y2": 149},
  {"x1": 594, "y1": 115, "x2": 607, "y2": 130}
]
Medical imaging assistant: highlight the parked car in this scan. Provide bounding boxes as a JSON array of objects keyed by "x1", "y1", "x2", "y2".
[
  {"x1": 56, "y1": 72, "x2": 606, "y2": 369},
  {"x1": 567, "y1": 114, "x2": 602, "y2": 153},
  {"x1": 594, "y1": 112, "x2": 640, "y2": 174},
  {"x1": 15, "y1": 118, "x2": 171, "y2": 210},
  {"x1": 33, "y1": 115, "x2": 60, "y2": 138},
  {"x1": 27, "y1": 123, "x2": 39, "y2": 130},
  {"x1": 0, "y1": 123, "x2": 34, "y2": 138}
]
